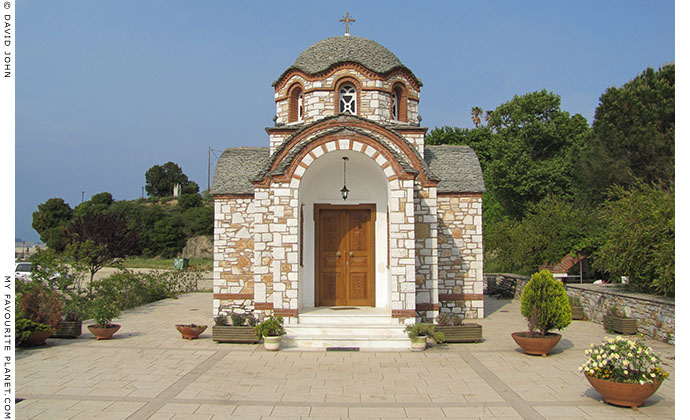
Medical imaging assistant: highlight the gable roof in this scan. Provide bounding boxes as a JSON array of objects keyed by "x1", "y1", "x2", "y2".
[
  {"x1": 212, "y1": 144, "x2": 485, "y2": 195},
  {"x1": 211, "y1": 147, "x2": 269, "y2": 195},
  {"x1": 424, "y1": 145, "x2": 485, "y2": 193}
]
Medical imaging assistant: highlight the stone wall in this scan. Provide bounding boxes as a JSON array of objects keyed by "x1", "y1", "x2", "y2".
[
  {"x1": 414, "y1": 183, "x2": 438, "y2": 322},
  {"x1": 565, "y1": 284, "x2": 675, "y2": 344},
  {"x1": 485, "y1": 273, "x2": 676, "y2": 344},
  {"x1": 436, "y1": 194, "x2": 484, "y2": 319},
  {"x1": 213, "y1": 196, "x2": 255, "y2": 317}
]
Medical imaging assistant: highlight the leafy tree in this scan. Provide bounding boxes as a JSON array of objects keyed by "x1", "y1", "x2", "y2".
[
  {"x1": 182, "y1": 205, "x2": 214, "y2": 237},
  {"x1": 592, "y1": 183, "x2": 674, "y2": 296},
  {"x1": 32, "y1": 198, "x2": 73, "y2": 251},
  {"x1": 574, "y1": 64, "x2": 674, "y2": 204},
  {"x1": 485, "y1": 198, "x2": 600, "y2": 275},
  {"x1": 145, "y1": 161, "x2": 192, "y2": 198},
  {"x1": 425, "y1": 125, "x2": 493, "y2": 165},
  {"x1": 66, "y1": 211, "x2": 139, "y2": 284},
  {"x1": 147, "y1": 215, "x2": 186, "y2": 258},
  {"x1": 178, "y1": 193, "x2": 203, "y2": 211},
  {"x1": 486, "y1": 90, "x2": 589, "y2": 219},
  {"x1": 73, "y1": 192, "x2": 114, "y2": 218}
]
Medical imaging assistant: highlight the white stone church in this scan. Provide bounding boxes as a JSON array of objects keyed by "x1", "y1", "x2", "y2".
[{"x1": 211, "y1": 31, "x2": 485, "y2": 348}]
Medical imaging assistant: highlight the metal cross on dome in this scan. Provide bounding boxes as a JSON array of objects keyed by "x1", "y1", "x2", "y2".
[{"x1": 340, "y1": 13, "x2": 356, "y2": 36}]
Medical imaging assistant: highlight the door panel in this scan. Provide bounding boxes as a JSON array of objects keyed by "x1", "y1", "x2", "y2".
[{"x1": 316, "y1": 205, "x2": 374, "y2": 307}]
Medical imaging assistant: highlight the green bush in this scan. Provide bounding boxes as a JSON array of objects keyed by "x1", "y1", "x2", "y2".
[
  {"x1": 520, "y1": 270, "x2": 572, "y2": 336},
  {"x1": 20, "y1": 283, "x2": 63, "y2": 330},
  {"x1": 254, "y1": 316, "x2": 286, "y2": 338},
  {"x1": 404, "y1": 323, "x2": 445, "y2": 343},
  {"x1": 593, "y1": 183, "x2": 674, "y2": 296},
  {"x1": 90, "y1": 297, "x2": 120, "y2": 327},
  {"x1": 16, "y1": 318, "x2": 54, "y2": 347}
]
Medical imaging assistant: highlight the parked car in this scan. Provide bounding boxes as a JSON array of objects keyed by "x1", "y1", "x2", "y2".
[
  {"x1": 14, "y1": 261, "x2": 72, "y2": 284},
  {"x1": 15, "y1": 262, "x2": 33, "y2": 281}
]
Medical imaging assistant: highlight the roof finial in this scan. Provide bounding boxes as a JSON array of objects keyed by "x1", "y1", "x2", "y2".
[{"x1": 340, "y1": 12, "x2": 356, "y2": 36}]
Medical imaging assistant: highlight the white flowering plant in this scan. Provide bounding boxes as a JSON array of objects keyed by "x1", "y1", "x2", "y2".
[{"x1": 579, "y1": 336, "x2": 668, "y2": 384}]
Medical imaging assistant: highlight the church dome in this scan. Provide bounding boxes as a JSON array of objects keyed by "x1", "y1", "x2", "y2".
[{"x1": 273, "y1": 36, "x2": 422, "y2": 86}]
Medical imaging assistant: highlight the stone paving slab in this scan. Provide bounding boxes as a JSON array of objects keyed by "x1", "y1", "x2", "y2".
[{"x1": 16, "y1": 293, "x2": 675, "y2": 419}]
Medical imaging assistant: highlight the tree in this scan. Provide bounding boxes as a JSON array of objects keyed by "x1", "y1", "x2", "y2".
[
  {"x1": 592, "y1": 183, "x2": 674, "y2": 296},
  {"x1": 182, "y1": 205, "x2": 213, "y2": 237},
  {"x1": 486, "y1": 90, "x2": 589, "y2": 219},
  {"x1": 32, "y1": 198, "x2": 73, "y2": 251},
  {"x1": 147, "y1": 216, "x2": 186, "y2": 258},
  {"x1": 470, "y1": 106, "x2": 484, "y2": 127},
  {"x1": 145, "y1": 161, "x2": 192, "y2": 197},
  {"x1": 73, "y1": 192, "x2": 114, "y2": 218},
  {"x1": 574, "y1": 64, "x2": 674, "y2": 204},
  {"x1": 66, "y1": 211, "x2": 139, "y2": 284}
]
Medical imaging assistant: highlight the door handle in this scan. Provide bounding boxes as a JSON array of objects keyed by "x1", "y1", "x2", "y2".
[
  {"x1": 349, "y1": 252, "x2": 354, "y2": 257},
  {"x1": 336, "y1": 251, "x2": 342, "y2": 257}
]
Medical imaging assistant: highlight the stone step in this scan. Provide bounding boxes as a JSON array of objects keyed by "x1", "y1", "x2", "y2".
[{"x1": 283, "y1": 324, "x2": 410, "y2": 350}]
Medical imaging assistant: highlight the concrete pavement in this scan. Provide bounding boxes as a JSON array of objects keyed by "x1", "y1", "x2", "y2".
[{"x1": 16, "y1": 293, "x2": 675, "y2": 419}]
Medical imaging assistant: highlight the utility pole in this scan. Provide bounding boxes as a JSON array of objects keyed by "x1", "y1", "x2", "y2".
[
  {"x1": 141, "y1": 186, "x2": 145, "y2": 198},
  {"x1": 207, "y1": 146, "x2": 211, "y2": 192},
  {"x1": 81, "y1": 191, "x2": 85, "y2": 203}
]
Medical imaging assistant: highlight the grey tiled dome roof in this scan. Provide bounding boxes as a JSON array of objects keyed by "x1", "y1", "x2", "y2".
[{"x1": 273, "y1": 36, "x2": 422, "y2": 86}]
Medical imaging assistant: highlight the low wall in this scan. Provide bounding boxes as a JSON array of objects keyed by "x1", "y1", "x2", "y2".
[{"x1": 484, "y1": 273, "x2": 675, "y2": 344}]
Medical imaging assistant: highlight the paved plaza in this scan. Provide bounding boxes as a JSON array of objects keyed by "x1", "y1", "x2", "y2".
[{"x1": 16, "y1": 293, "x2": 675, "y2": 419}]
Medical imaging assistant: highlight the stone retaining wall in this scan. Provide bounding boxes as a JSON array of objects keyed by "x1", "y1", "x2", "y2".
[{"x1": 484, "y1": 273, "x2": 675, "y2": 344}]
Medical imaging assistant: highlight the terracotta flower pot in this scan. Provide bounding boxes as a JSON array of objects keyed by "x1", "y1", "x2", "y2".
[
  {"x1": 585, "y1": 374, "x2": 663, "y2": 408},
  {"x1": 176, "y1": 324, "x2": 207, "y2": 340},
  {"x1": 87, "y1": 324, "x2": 121, "y2": 340},
  {"x1": 26, "y1": 330, "x2": 53, "y2": 346},
  {"x1": 511, "y1": 332, "x2": 561, "y2": 357},
  {"x1": 263, "y1": 336, "x2": 282, "y2": 351},
  {"x1": 410, "y1": 336, "x2": 427, "y2": 351}
]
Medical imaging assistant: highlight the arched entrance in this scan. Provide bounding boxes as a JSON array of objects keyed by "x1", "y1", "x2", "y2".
[{"x1": 298, "y1": 146, "x2": 390, "y2": 309}]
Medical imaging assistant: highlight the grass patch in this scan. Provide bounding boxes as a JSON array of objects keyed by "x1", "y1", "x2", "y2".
[{"x1": 117, "y1": 257, "x2": 212, "y2": 270}]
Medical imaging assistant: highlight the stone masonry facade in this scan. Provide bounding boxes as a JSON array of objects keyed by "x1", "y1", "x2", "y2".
[{"x1": 437, "y1": 195, "x2": 484, "y2": 319}]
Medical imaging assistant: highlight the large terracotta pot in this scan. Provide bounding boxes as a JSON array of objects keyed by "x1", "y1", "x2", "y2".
[
  {"x1": 87, "y1": 324, "x2": 121, "y2": 340},
  {"x1": 410, "y1": 336, "x2": 427, "y2": 351},
  {"x1": 511, "y1": 332, "x2": 561, "y2": 357},
  {"x1": 263, "y1": 336, "x2": 282, "y2": 351},
  {"x1": 585, "y1": 374, "x2": 663, "y2": 408},
  {"x1": 176, "y1": 324, "x2": 207, "y2": 340},
  {"x1": 26, "y1": 330, "x2": 53, "y2": 346}
]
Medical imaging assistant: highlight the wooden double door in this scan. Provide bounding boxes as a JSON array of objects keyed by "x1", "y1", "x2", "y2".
[{"x1": 315, "y1": 204, "x2": 375, "y2": 307}]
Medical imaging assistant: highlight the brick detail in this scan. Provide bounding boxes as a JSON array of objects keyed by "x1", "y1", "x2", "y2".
[
  {"x1": 274, "y1": 308, "x2": 299, "y2": 317},
  {"x1": 213, "y1": 293, "x2": 254, "y2": 300},
  {"x1": 416, "y1": 303, "x2": 439, "y2": 311},
  {"x1": 392, "y1": 310, "x2": 416, "y2": 318},
  {"x1": 255, "y1": 302, "x2": 274, "y2": 310},
  {"x1": 438, "y1": 294, "x2": 483, "y2": 301}
]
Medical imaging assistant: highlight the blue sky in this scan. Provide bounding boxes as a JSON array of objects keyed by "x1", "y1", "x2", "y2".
[{"x1": 14, "y1": 1, "x2": 675, "y2": 243}]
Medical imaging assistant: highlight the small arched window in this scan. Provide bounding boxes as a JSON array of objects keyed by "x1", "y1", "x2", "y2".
[
  {"x1": 391, "y1": 83, "x2": 407, "y2": 122},
  {"x1": 339, "y1": 84, "x2": 357, "y2": 114},
  {"x1": 288, "y1": 85, "x2": 304, "y2": 123}
]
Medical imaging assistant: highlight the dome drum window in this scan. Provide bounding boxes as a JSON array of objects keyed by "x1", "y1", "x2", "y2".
[
  {"x1": 339, "y1": 84, "x2": 357, "y2": 114},
  {"x1": 391, "y1": 83, "x2": 407, "y2": 122},
  {"x1": 288, "y1": 84, "x2": 304, "y2": 123}
]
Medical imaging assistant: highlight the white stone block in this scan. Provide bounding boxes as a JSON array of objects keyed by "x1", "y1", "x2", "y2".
[{"x1": 338, "y1": 139, "x2": 350, "y2": 150}]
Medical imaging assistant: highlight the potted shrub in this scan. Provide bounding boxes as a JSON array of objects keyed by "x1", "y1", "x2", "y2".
[
  {"x1": 511, "y1": 270, "x2": 572, "y2": 356},
  {"x1": 16, "y1": 318, "x2": 55, "y2": 347},
  {"x1": 87, "y1": 298, "x2": 121, "y2": 340},
  {"x1": 569, "y1": 295, "x2": 585, "y2": 320},
  {"x1": 254, "y1": 315, "x2": 286, "y2": 351},
  {"x1": 435, "y1": 312, "x2": 482, "y2": 343},
  {"x1": 580, "y1": 336, "x2": 668, "y2": 408},
  {"x1": 20, "y1": 283, "x2": 62, "y2": 345},
  {"x1": 212, "y1": 313, "x2": 260, "y2": 343},
  {"x1": 52, "y1": 298, "x2": 83, "y2": 339},
  {"x1": 404, "y1": 323, "x2": 445, "y2": 351},
  {"x1": 604, "y1": 306, "x2": 637, "y2": 335}
]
